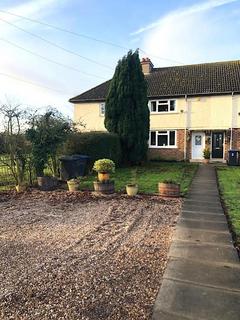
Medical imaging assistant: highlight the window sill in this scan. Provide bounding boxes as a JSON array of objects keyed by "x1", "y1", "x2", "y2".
[
  {"x1": 149, "y1": 146, "x2": 178, "y2": 149},
  {"x1": 150, "y1": 112, "x2": 179, "y2": 115}
]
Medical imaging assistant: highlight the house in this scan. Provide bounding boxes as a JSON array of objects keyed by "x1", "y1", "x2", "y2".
[{"x1": 69, "y1": 58, "x2": 240, "y2": 162}]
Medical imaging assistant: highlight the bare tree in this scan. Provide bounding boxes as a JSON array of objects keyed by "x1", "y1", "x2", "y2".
[{"x1": 0, "y1": 102, "x2": 29, "y2": 187}]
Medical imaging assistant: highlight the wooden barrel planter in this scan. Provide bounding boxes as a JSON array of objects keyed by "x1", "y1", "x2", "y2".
[
  {"x1": 93, "y1": 180, "x2": 115, "y2": 194},
  {"x1": 158, "y1": 182, "x2": 180, "y2": 198}
]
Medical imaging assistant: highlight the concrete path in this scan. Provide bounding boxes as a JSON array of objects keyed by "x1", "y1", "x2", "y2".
[{"x1": 153, "y1": 165, "x2": 240, "y2": 320}]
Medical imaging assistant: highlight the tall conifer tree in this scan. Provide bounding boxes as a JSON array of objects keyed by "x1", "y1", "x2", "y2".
[{"x1": 104, "y1": 50, "x2": 149, "y2": 164}]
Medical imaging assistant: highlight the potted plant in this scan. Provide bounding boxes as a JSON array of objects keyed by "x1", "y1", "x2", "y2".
[
  {"x1": 92, "y1": 159, "x2": 115, "y2": 182},
  {"x1": 203, "y1": 147, "x2": 210, "y2": 164},
  {"x1": 92, "y1": 159, "x2": 115, "y2": 194},
  {"x1": 67, "y1": 178, "x2": 79, "y2": 192},
  {"x1": 158, "y1": 180, "x2": 180, "y2": 197},
  {"x1": 126, "y1": 168, "x2": 138, "y2": 196},
  {"x1": 37, "y1": 174, "x2": 58, "y2": 191}
]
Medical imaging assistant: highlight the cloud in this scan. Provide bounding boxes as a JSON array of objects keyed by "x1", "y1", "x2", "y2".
[
  {"x1": 131, "y1": 0, "x2": 239, "y2": 35},
  {"x1": 134, "y1": 0, "x2": 240, "y2": 66},
  {"x1": 1, "y1": 0, "x2": 64, "y2": 20}
]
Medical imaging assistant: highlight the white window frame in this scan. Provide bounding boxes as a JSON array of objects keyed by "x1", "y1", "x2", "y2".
[
  {"x1": 149, "y1": 99, "x2": 177, "y2": 114},
  {"x1": 99, "y1": 102, "x2": 105, "y2": 116},
  {"x1": 149, "y1": 130, "x2": 177, "y2": 148}
]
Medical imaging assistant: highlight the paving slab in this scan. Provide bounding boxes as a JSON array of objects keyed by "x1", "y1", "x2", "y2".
[
  {"x1": 184, "y1": 199, "x2": 222, "y2": 207},
  {"x1": 182, "y1": 204, "x2": 222, "y2": 213},
  {"x1": 152, "y1": 310, "x2": 192, "y2": 320},
  {"x1": 153, "y1": 279, "x2": 240, "y2": 320},
  {"x1": 173, "y1": 226, "x2": 233, "y2": 244},
  {"x1": 169, "y1": 241, "x2": 238, "y2": 263},
  {"x1": 178, "y1": 218, "x2": 229, "y2": 232},
  {"x1": 181, "y1": 210, "x2": 226, "y2": 222},
  {"x1": 152, "y1": 165, "x2": 240, "y2": 320},
  {"x1": 187, "y1": 190, "x2": 219, "y2": 196},
  {"x1": 185, "y1": 194, "x2": 220, "y2": 201},
  {"x1": 164, "y1": 257, "x2": 240, "y2": 291}
]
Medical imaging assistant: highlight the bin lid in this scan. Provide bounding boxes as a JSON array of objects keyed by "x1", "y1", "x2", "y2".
[
  {"x1": 59, "y1": 154, "x2": 90, "y2": 161},
  {"x1": 72, "y1": 154, "x2": 90, "y2": 160},
  {"x1": 229, "y1": 149, "x2": 239, "y2": 152}
]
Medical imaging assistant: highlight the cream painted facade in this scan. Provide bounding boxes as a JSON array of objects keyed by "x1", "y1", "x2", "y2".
[
  {"x1": 74, "y1": 102, "x2": 106, "y2": 132},
  {"x1": 74, "y1": 94, "x2": 240, "y2": 132}
]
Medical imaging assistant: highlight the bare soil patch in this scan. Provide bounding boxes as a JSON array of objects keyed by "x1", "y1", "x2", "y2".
[{"x1": 0, "y1": 190, "x2": 181, "y2": 320}]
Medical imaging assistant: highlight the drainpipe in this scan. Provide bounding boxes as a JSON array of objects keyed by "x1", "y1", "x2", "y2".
[
  {"x1": 184, "y1": 94, "x2": 188, "y2": 161},
  {"x1": 230, "y1": 92, "x2": 234, "y2": 150}
]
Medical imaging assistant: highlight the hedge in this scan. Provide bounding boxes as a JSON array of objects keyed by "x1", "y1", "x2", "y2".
[{"x1": 63, "y1": 131, "x2": 122, "y2": 165}]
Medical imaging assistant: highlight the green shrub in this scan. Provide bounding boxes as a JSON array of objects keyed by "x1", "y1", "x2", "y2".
[
  {"x1": 93, "y1": 159, "x2": 115, "y2": 173},
  {"x1": 63, "y1": 132, "x2": 122, "y2": 165},
  {"x1": 0, "y1": 133, "x2": 6, "y2": 154}
]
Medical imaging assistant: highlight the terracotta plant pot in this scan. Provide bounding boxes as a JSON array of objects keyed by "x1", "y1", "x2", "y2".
[
  {"x1": 126, "y1": 184, "x2": 138, "y2": 196},
  {"x1": 203, "y1": 159, "x2": 210, "y2": 164},
  {"x1": 98, "y1": 172, "x2": 110, "y2": 182},
  {"x1": 37, "y1": 176, "x2": 58, "y2": 191},
  {"x1": 67, "y1": 180, "x2": 79, "y2": 192},
  {"x1": 93, "y1": 180, "x2": 114, "y2": 194},
  {"x1": 158, "y1": 182, "x2": 180, "y2": 198}
]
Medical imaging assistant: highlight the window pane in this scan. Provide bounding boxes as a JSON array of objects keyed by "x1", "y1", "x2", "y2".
[
  {"x1": 169, "y1": 131, "x2": 176, "y2": 145},
  {"x1": 151, "y1": 101, "x2": 157, "y2": 112},
  {"x1": 100, "y1": 103, "x2": 105, "y2": 115},
  {"x1": 150, "y1": 131, "x2": 156, "y2": 145},
  {"x1": 158, "y1": 131, "x2": 167, "y2": 134},
  {"x1": 170, "y1": 100, "x2": 176, "y2": 111},
  {"x1": 195, "y1": 135, "x2": 202, "y2": 145},
  {"x1": 158, "y1": 134, "x2": 168, "y2": 146},
  {"x1": 158, "y1": 104, "x2": 168, "y2": 112}
]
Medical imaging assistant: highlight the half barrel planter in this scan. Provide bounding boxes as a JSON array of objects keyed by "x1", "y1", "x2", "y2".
[
  {"x1": 158, "y1": 182, "x2": 180, "y2": 198},
  {"x1": 93, "y1": 180, "x2": 115, "y2": 194}
]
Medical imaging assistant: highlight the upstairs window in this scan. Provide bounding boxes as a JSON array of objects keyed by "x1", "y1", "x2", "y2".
[
  {"x1": 99, "y1": 103, "x2": 105, "y2": 116},
  {"x1": 149, "y1": 130, "x2": 176, "y2": 148},
  {"x1": 150, "y1": 99, "x2": 176, "y2": 113}
]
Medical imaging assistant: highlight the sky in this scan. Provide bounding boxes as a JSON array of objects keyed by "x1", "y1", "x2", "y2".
[{"x1": 0, "y1": 0, "x2": 239, "y2": 117}]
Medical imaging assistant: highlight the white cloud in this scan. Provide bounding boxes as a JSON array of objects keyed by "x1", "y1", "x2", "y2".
[
  {"x1": 135, "y1": 0, "x2": 240, "y2": 66},
  {"x1": 0, "y1": 0, "x2": 75, "y2": 116},
  {"x1": 1, "y1": 0, "x2": 64, "y2": 20},
  {"x1": 131, "y1": 0, "x2": 238, "y2": 35}
]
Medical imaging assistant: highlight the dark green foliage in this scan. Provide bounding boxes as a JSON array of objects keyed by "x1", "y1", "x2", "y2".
[
  {"x1": 104, "y1": 50, "x2": 149, "y2": 164},
  {"x1": 0, "y1": 133, "x2": 6, "y2": 154},
  {"x1": 63, "y1": 132, "x2": 122, "y2": 166},
  {"x1": 26, "y1": 109, "x2": 72, "y2": 176}
]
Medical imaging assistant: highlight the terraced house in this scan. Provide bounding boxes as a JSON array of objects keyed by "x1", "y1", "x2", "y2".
[{"x1": 69, "y1": 59, "x2": 240, "y2": 162}]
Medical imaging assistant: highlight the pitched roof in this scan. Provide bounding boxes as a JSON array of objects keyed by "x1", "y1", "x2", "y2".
[{"x1": 69, "y1": 60, "x2": 240, "y2": 103}]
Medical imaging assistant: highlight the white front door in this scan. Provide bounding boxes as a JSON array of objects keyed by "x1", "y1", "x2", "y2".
[{"x1": 192, "y1": 132, "x2": 205, "y2": 159}]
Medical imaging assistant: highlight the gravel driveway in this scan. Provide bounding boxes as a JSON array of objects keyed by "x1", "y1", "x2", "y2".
[{"x1": 0, "y1": 190, "x2": 181, "y2": 320}]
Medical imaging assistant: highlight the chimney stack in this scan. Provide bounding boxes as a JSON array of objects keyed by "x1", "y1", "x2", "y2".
[{"x1": 141, "y1": 57, "x2": 154, "y2": 75}]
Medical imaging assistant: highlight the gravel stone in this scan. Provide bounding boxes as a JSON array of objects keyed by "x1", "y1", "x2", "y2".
[{"x1": 0, "y1": 190, "x2": 181, "y2": 319}]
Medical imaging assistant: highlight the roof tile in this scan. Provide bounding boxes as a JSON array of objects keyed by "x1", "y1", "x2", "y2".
[{"x1": 69, "y1": 60, "x2": 240, "y2": 103}]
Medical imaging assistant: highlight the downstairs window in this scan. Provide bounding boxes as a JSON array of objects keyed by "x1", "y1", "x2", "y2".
[{"x1": 150, "y1": 130, "x2": 176, "y2": 148}]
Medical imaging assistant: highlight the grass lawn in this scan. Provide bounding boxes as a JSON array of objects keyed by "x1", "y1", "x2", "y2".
[
  {"x1": 81, "y1": 161, "x2": 198, "y2": 195},
  {"x1": 217, "y1": 166, "x2": 240, "y2": 246}
]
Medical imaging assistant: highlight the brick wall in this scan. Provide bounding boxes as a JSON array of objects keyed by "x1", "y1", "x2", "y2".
[
  {"x1": 232, "y1": 128, "x2": 240, "y2": 149},
  {"x1": 148, "y1": 129, "x2": 186, "y2": 161}
]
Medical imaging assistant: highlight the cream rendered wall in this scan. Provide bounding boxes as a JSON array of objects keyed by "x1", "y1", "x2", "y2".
[
  {"x1": 150, "y1": 98, "x2": 186, "y2": 130},
  {"x1": 188, "y1": 95, "x2": 233, "y2": 130},
  {"x1": 73, "y1": 95, "x2": 240, "y2": 132},
  {"x1": 234, "y1": 95, "x2": 240, "y2": 128},
  {"x1": 74, "y1": 102, "x2": 106, "y2": 132}
]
